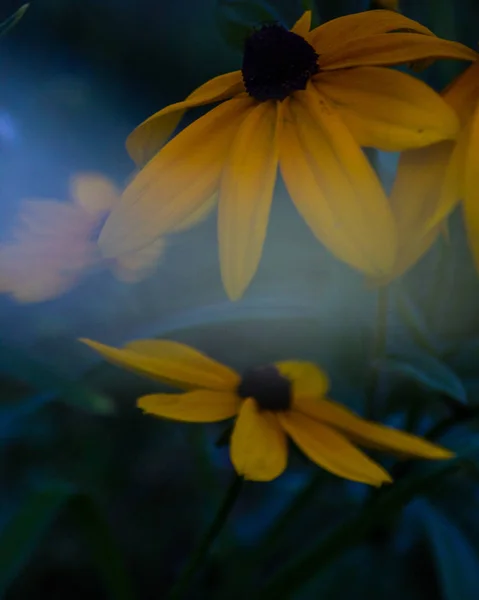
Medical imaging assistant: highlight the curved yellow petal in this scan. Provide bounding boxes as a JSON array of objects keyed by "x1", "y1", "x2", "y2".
[
  {"x1": 291, "y1": 10, "x2": 312, "y2": 38},
  {"x1": 293, "y1": 396, "x2": 454, "y2": 459},
  {"x1": 230, "y1": 398, "x2": 287, "y2": 481},
  {"x1": 99, "y1": 96, "x2": 254, "y2": 258},
  {"x1": 443, "y1": 61, "x2": 479, "y2": 125},
  {"x1": 275, "y1": 361, "x2": 330, "y2": 398},
  {"x1": 280, "y1": 88, "x2": 396, "y2": 277},
  {"x1": 309, "y1": 9, "x2": 434, "y2": 55},
  {"x1": 112, "y1": 237, "x2": 166, "y2": 283},
  {"x1": 218, "y1": 100, "x2": 280, "y2": 300},
  {"x1": 318, "y1": 67, "x2": 458, "y2": 151},
  {"x1": 79, "y1": 338, "x2": 240, "y2": 391},
  {"x1": 70, "y1": 173, "x2": 120, "y2": 216},
  {"x1": 320, "y1": 33, "x2": 477, "y2": 70},
  {"x1": 137, "y1": 390, "x2": 239, "y2": 422},
  {"x1": 278, "y1": 411, "x2": 391, "y2": 486},
  {"x1": 464, "y1": 101, "x2": 479, "y2": 270},
  {"x1": 425, "y1": 126, "x2": 469, "y2": 230},
  {"x1": 126, "y1": 71, "x2": 245, "y2": 166},
  {"x1": 171, "y1": 193, "x2": 218, "y2": 233}
]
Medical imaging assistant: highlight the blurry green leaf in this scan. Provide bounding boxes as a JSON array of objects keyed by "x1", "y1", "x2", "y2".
[
  {"x1": 420, "y1": 500, "x2": 479, "y2": 600},
  {"x1": 0, "y1": 4, "x2": 29, "y2": 38},
  {"x1": 258, "y1": 439, "x2": 479, "y2": 600},
  {"x1": 374, "y1": 353, "x2": 467, "y2": 405},
  {"x1": 0, "y1": 486, "x2": 136, "y2": 600},
  {"x1": 446, "y1": 339, "x2": 479, "y2": 378},
  {"x1": 215, "y1": 0, "x2": 282, "y2": 51},
  {"x1": 0, "y1": 343, "x2": 114, "y2": 414},
  {"x1": 0, "y1": 485, "x2": 72, "y2": 595}
]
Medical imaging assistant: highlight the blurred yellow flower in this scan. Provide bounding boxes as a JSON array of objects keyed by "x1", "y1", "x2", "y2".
[
  {"x1": 0, "y1": 174, "x2": 165, "y2": 302},
  {"x1": 81, "y1": 337, "x2": 453, "y2": 485},
  {"x1": 98, "y1": 10, "x2": 475, "y2": 300},
  {"x1": 389, "y1": 56, "x2": 479, "y2": 278}
]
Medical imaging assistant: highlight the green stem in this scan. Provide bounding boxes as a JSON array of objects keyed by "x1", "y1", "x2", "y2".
[
  {"x1": 366, "y1": 286, "x2": 389, "y2": 419},
  {"x1": 166, "y1": 474, "x2": 243, "y2": 600}
]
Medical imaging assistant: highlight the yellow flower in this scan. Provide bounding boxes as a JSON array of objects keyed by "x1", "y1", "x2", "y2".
[
  {"x1": 98, "y1": 10, "x2": 475, "y2": 300},
  {"x1": 389, "y1": 55, "x2": 479, "y2": 279},
  {"x1": 0, "y1": 174, "x2": 165, "y2": 302},
  {"x1": 81, "y1": 337, "x2": 453, "y2": 485}
]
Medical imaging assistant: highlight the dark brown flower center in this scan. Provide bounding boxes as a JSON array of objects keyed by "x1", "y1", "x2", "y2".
[
  {"x1": 241, "y1": 23, "x2": 319, "y2": 102},
  {"x1": 237, "y1": 365, "x2": 292, "y2": 411}
]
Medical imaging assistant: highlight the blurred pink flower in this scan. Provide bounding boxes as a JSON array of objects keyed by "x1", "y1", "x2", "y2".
[{"x1": 0, "y1": 173, "x2": 165, "y2": 302}]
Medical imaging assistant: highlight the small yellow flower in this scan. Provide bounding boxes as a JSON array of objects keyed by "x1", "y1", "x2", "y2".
[
  {"x1": 0, "y1": 174, "x2": 165, "y2": 302},
  {"x1": 81, "y1": 337, "x2": 453, "y2": 485},
  {"x1": 98, "y1": 10, "x2": 475, "y2": 300},
  {"x1": 389, "y1": 54, "x2": 479, "y2": 278}
]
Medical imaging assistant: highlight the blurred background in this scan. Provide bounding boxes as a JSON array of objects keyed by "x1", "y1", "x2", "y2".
[{"x1": 1, "y1": 0, "x2": 479, "y2": 598}]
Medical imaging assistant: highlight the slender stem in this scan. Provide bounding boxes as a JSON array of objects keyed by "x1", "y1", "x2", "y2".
[
  {"x1": 366, "y1": 286, "x2": 389, "y2": 419},
  {"x1": 166, "y1": 474, "x2": 243, "y2": 600}
]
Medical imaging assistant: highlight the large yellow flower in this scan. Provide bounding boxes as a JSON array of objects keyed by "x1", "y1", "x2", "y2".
[
  {"x1": 98, "y1": 10, "x2": 476, "y2": 300},
  {"x1": 81, "y1": 337, "x2": 453, "y2": 485},
  {"x1": 389, "y1": 55, "x2": 479, "y2": 278}
]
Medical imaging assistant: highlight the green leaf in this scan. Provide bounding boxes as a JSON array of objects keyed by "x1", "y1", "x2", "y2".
[
  {"x1": 0, "y1": 486, "x2": 136, "y2": 600},
  {"x1": 0, "y1": 342, "x2": 114, "y2": 414},
  {"x1": 395, "y1": 285, "x2": 441, "y2": 355},
  {"x1": 419, "y1": 501, "x2": 479, "y2": 600},
  {"x1": 258, "y1": 439, "x2": 479, "y2": 600},
  {"x1": 0, "y1": 4, "x2": 29, "y2": 38},
  {"x1": 374, "y1": 353, "x2": 467, "y2": 405},
  {"x1": 215, "y1": 0, "x2": 282, "y2": 51},
  {"x1": 0, "y1": 485, "x2": 73, "y2": 595}
]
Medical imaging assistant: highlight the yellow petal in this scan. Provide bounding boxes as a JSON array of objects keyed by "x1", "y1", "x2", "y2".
[
  {"x1": 79, "y1": 338, "x2": 240, "y2": 391},
  {"x1": 70, "y1": 173, "x2": 120, "y2": 216},
  {"x1": 218, "y1": 100, "x2": 280, "y2": 300},
  {"x1": 275, "y1": 361, "x2": 330, "y2": 398},
  {"x1": 280, "y1": 88, "x2": 396, "y2": 277},
  {"x1": 293, "y1": 396, "x2": 454, "y2": 459},
  {"x1": 171, "y1": 193, "x2": 218, "y2": 233},
  {"x1": 309, "y1": 10, "x2": 434, "y2": 55},
  {"x1": 320, "y1": 33, "x2": 477, "y2": 70},
  {"x1": 291, "y1": 10, "x2": 312, "y2": 37},
  {"x1": 425, "y1": 126, "x2": 469, "y2": 230},
  {"x1": 278, "y1": 411, "x2": 391, "y2": 486},
  {"x1": 443, "y1": 61, "x2": 479, "y2": 125},
  {"x1": 137, "y1": 390, "x2": 239, "y2": 422},
  {"x1": 99, "y1": 96, "x2": 254, "y2": 258},
  {"x1": 463, "y1": 101, "x2": 479, "y2": 270},
  {"x1": 318, "y1": 67, "x2": 458, "y2": 151},
  {"x1": 230, "y1": 398, "x2": 287, "y2": 481},
  {"x1": 126, "y1": 71, "x2": 245, "y2": 165},
  {"x1": 112, "y1": 237, "x2": 166, "y2": 283}
]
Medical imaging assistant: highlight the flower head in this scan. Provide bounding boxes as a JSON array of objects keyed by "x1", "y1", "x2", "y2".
[
  {"x1": 81, "y1": 337, "x2": 453, "y2": 485},
  {"x1": 0, "y1": 174, "x2": 165, "y2": 302},
  {"x1": 387, "y1": 55, "x2": 479, "y2": 279},
  {"x1": 97, "y1": 10, "x2": 475, "y2": 300}
]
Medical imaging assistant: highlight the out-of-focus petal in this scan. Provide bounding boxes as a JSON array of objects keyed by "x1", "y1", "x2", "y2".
[{"x1": 70, "y1": 173, "x2": 120, "y2": 216}]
